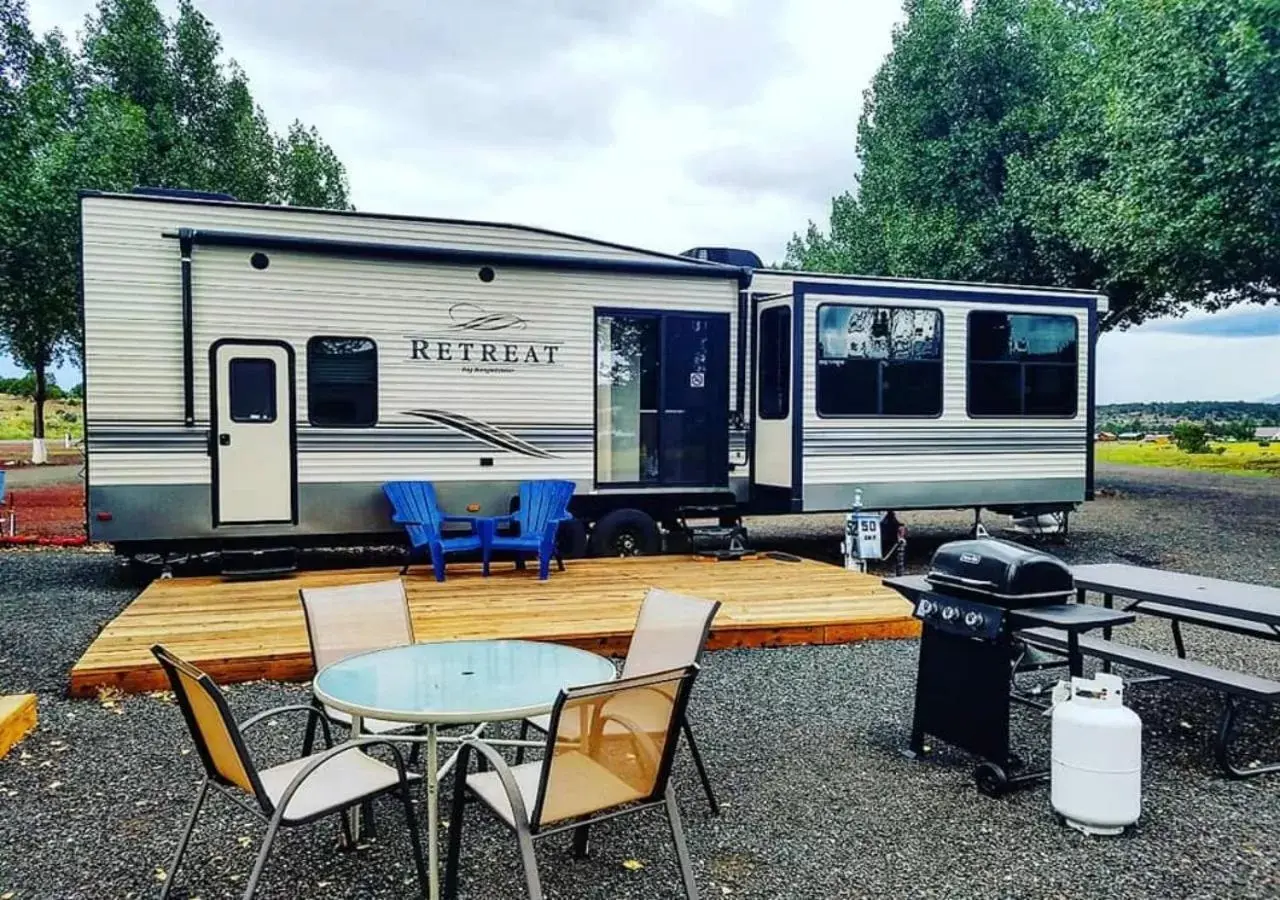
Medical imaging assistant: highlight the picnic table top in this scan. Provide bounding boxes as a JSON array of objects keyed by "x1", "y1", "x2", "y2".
[{"x1": 1072, "y1": 562, "x2": 1280, "y2": 628}]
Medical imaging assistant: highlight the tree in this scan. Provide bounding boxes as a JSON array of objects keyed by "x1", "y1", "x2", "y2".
[
  {"x1": 2, "y1": 0, "x2": 350, "y2": 457},
  {"x1": 790, "y1": 0, "x2": 1280, "y2": 330},
  {"x1": 1172, "y1": 422, "x2": 1211, "y2": 454},
  {"x1": 788, "y1": 0, "x2": 1087, "y2": 287},
  {"x1": 0, "y1": 19, "x2": 148, "y2": 458},
  {"x1": 275, "y1": 120, "x2": 352, "y2": 209}
]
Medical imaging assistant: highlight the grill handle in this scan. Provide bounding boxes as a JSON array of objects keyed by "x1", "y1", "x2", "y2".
[{"x1": 928, "y1": 572, "x2": 999, "y2": 589}]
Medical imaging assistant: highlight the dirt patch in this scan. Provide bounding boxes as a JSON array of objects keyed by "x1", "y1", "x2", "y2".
[{"x1": 2, "y1": 482, "x2": 86, "y2": 540}]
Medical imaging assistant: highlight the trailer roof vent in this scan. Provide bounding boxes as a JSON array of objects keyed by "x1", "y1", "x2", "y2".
[
  {"x1": 131, "y1": 186, "x2": 238, "y2": 202},
  {"x1": 680, "y1": 247, "x2": 763, "y2": 270}
]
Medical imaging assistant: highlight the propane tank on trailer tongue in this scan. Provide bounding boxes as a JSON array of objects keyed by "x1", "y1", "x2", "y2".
[{"x1": 1050, "y1": 672, "x2": 1142, "y2": 836}]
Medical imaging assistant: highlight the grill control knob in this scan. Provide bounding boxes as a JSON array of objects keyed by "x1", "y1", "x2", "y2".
[
  {"x1": 917, "y1": 598, "x2": 935, "y2": 616},
  {"x1": 941, "y1": 606, "x2": 959, "y2": 622},
  {"x1": 964, "y1": 611, "x2": 984, "y2": 629}
]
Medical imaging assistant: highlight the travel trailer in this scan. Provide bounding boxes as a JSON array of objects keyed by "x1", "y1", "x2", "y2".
[{"x1": 79, "y1": 190, "x2": 1105, "y2": 563}]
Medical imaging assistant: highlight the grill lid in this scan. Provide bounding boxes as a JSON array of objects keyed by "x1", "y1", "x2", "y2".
[{"x1": 926, "y1": 538, "x2": 1074, "y2": 604}]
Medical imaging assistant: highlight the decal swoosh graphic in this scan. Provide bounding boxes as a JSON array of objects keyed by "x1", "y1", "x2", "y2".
[
  {"x1": 447, "y1": 302, "x2": 528, "y2": 332},
  {"x1": 401, "y1": 409, "x2": 558, "y2": 459}
]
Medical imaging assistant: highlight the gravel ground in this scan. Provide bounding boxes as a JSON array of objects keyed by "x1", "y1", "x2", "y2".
[{"x1": 1, "y1": 464, "x2": 1279, "y2": 899}]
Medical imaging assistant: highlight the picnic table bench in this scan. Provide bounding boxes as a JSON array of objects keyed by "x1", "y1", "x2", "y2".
[{"x1": 1019, "y1": 563, "x2": 1280, "y2": 779}]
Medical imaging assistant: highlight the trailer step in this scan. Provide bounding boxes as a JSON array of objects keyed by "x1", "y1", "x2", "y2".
[{"x1": 220, "y1": 548, "x2": 298, "y2": 581}]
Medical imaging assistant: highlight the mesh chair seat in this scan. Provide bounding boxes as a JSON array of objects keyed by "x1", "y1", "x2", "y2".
[
  {"x1": 258, "y1": 749, "x2": 421, "y2": 823},
  {"x1": 466, "y1": 752, "x2": 645, "y2": 828}
]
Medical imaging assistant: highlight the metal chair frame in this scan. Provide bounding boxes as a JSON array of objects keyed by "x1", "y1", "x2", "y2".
[
  {"x1": 152, "y1": 645, "x2": 428, "y2": 900},
  {"x1": 445, "y1": 666, "x2": 701, "y2": 900},
  {"x1": 517, "y1": 589, "x2": 722, "y2": 814}
]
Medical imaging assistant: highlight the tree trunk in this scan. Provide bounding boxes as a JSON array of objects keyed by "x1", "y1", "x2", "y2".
[{"x1": 32, "y1": 358, "x2": 48, "y2": 465}]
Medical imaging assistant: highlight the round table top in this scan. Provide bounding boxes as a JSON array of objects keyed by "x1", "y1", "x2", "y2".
[{"x1": 313, "y1": 639, "x2": 618, "y2": 725}]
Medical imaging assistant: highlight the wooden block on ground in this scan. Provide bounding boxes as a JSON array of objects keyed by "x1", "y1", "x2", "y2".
[{"x1": 0, "y1": 694, "x2": 37, "y2": 759}]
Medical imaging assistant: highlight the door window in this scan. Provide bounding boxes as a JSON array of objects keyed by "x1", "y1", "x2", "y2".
[
  {"x1": 228, "y1": 358, "x2": 277, "y2": 423},
  {"x1": 595, "y1": 314, "x2": 660, "y2": 484},
  {"x1": 595, "y1": 311, "x2": 728, "y2": 486},
  {"x1": 758, "y1": 306, "x2": 791, "y2": 419}
]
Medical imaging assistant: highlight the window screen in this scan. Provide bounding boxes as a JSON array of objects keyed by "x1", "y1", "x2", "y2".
[
  {"x1": 816, "y1": 305, "x2": 943, "y2": 417},
  {"x1": 307, "y1": 337, "x2": 378, "y2": 427},
  {"x1": 228, "y1": 358, "x2": 276, "y2": 423},
  {"x1": 758, "y1": 306, "x2": 791, "y2": 420},
  {"x1": 967, "y1": 312, "x2": 1078, "y2": 417}
]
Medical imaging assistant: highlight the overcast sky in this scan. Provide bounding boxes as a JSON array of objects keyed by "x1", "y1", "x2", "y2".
[{"x1": 12, "y1": 0, "x2": 1280, "y2": 403}]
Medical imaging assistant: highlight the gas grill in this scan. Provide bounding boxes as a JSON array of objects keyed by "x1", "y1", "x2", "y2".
[{"x1": 885, "y1": 538, "x2": 1133, "y2": 797}]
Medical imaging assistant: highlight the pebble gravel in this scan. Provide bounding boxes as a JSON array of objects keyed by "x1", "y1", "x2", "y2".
[{"x1": 1, "y1": 464, "x2": 1278, "y2": 899}]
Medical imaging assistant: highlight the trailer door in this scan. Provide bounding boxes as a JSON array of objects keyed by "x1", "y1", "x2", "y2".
[
  {"x1": 210, "y1": 340, "x2": 297, "y2": 526},
  {"x1": 752, "y1": 296, "x2": 795, "y2": 507}
]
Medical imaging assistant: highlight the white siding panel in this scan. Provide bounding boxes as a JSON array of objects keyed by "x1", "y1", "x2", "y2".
[
  {"x1": 82, "y1": 194, "x2": 740, "y2": 492},
  {"x1": 797, "y1": 286, "x2": 1091, "y2": 489},
  {"x1": 296, "y1": 451, "x2": 591, "y2": 484},
  {"x1": 90, "y1": 452, "x2": 208, "y2": 485},
  {"x1": 805, "y1": 452, "x2": 1085, "y2": 485}
]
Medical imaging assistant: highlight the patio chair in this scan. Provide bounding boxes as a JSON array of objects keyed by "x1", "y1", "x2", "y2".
[
  {"x1": 480, "y1": 479, "x2": 576, "y2": 580},
  {"x1": 444, "y1": 666, "x2": 701, "y2": 900},
  {"x1": 150, "y1": 644, "x2": 427, "y2": 900},
  {"x1": 298, "y1": 579, "x2": 421, "y2": 759},
  {"x1": 383, "y1": 480, "x2": 482, "y2": 581},
  {"x1": 517, "y1": 588, "x2": 722, "y2": 814}
]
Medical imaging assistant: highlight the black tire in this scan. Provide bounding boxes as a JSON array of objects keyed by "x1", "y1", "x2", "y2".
[
  {"x1": 556, "y1": 517, "x2": 589, "y2": 559},
  {"x1": 589, "y1": 508, "x2": 661, "y2": 557}
]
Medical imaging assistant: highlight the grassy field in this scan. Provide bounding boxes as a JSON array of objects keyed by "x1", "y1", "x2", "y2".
[
  {"x1": 1097, "y1": 439, "x2": 1280, "y2": 477},
  {"x1": 0, "y1": 393, "x2": 83, "y2": 441}
]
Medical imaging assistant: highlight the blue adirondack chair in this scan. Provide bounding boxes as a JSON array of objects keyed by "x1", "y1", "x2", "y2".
[
  {"x1": 480, "y1": 480, "x2": 576, "y2": 580},
  {"x1": 382, "y1": 481, "x2": 483, "y2": 582}
]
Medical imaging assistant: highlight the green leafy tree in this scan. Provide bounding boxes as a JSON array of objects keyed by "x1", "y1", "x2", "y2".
[
  {"x1": 2, "y1": 0, "x2": 349, "y2": 454},
  {"x1": 275, "y1": 120, "x2": 352, "y2": 209},
  {"x1": 0, "y1": 17, "x2": 148, "y2": 448},
  {"x1": 791, "y1": 0, "x2": 1280, "y2": 330},
  {"x1": 1172, "y1": 422, "x2": 1211, "y2": 454},
  {"x1": 788, "y1": 0, "x2": 1086, "y2": 287}
]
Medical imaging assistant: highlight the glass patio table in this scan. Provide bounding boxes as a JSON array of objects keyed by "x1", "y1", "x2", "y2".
[{"x1": 313, "y1": 639, "x2": 618, "y2": 900}]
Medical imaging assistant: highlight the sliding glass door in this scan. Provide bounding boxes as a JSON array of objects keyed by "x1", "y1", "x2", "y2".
[{"x1": 595, "y1": 310, "x2": 729, "y2": 487}]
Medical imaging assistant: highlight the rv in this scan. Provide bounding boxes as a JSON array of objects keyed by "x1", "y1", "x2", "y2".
[{"x1": 79, "y1": 190, "x2": 1105, "y2": 563}]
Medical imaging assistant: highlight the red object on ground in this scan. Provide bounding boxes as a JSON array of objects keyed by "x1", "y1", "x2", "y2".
[{"x1": 2, "y1": 483, "x2": 87, "y2": 541}]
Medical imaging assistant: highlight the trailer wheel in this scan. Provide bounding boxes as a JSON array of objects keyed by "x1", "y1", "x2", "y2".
[
  {"x1": 556, "y1": 517, "x2": 589, "y2": 560},
  {"x1": 589, "y1": 509, "x2": 661, "y2": 557}
]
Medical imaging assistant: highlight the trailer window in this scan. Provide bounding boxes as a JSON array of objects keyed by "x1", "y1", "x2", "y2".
[
  {"x1": 815, "y1": 304, "x2": 943, "y2": 417},
  {"x1": 967, "y1": 312, "x2": 1077, "y2": 417},
  {"x1": 307, "y1": 337, "x2": 378, "y2": 427},
  {"x1": 758, "y1": 306, "x2": 790, "y2": 419},
  {"x1": 228, "y1": 358, "x2": 277, "y2": 423}
]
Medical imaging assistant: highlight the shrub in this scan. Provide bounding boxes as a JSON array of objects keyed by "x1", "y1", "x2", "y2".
[
  {"x1": 1172, "y1": 422, "x2": 1210, "y2": 454},
  {"x1": 1213, "y1": 446, "x2": 1226, "y2": 455}
]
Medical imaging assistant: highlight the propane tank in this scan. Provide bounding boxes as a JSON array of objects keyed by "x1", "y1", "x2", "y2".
[{"x1": 1050, "y1": 672, "x2": 1141, "y2": 836}]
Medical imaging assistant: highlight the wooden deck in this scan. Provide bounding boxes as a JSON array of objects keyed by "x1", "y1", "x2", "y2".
[{"x1": 68, "y1": 555, "x2": 917, "y2": 697}]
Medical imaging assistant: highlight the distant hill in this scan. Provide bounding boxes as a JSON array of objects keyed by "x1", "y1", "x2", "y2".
[
  {"x1": 1097, "y1": 401, "x2": 1280, "y2": 431},
  {"x1": 1263, "y1": 394, "x2": 1280, "y2": 404}
]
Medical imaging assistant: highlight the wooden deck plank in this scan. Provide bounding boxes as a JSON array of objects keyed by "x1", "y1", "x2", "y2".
[
  {"x1": 0, "y1": 694, "x2": 38, "y2": 759},
  {"x1": 68, "y1": 555, "x2": 916, "y2": 697}
]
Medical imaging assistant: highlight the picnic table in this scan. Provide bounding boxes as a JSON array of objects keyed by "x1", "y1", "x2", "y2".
[{"x1": 1020, "y1": 562, "x2": 1280, "y2": 779}]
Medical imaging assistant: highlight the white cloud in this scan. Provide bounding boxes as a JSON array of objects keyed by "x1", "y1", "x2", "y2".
[
  {"x1": 18, "y1": 1, "x2": 1280, "y2": 404},
  {"x1": 30, "y1": 0, "x2": 898, "y2": 261},
  {"x1": 1097, "y1": 330, "x2": 1280, "y2": 403}
]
